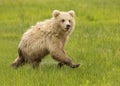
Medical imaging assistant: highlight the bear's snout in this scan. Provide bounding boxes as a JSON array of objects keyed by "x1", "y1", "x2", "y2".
[
  {"x1": 65, "y1": 24, "x2": 71, "y2": 30},
  {"x1": 67, "y1": 24, "x2": 70, "y2": 28}
]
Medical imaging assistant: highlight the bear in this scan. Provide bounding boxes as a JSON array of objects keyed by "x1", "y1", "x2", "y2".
[{"x1": 11, "y1": 10, "x2": 80, "y2": 69}]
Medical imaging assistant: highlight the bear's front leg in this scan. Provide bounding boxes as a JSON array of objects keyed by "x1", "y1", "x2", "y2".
[
  {"x1": 57, "y1": 62, "x2": 64, "y2": 68},
  {"x1": 50, "y1": 49, "x2": 80, "y2": 68}
]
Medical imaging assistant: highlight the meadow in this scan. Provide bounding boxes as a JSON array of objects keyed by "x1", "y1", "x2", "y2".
[{"x1": 0, "y1": 0, "x2": 120, "y2": 86}]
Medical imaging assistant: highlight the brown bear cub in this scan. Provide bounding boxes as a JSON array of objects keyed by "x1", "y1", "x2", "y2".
[{"x1": 11, "y1": 10, "x2": 80, "y2": 69}]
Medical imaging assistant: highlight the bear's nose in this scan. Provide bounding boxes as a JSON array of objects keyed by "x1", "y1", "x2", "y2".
[{"x1": 66, "y1": 25, "x2": 70, "y2": 28}]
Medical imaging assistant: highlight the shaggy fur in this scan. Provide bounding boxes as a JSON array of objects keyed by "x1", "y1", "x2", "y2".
[{"x1": 11, "y1": 10, "x2": 80, "y2": 69}]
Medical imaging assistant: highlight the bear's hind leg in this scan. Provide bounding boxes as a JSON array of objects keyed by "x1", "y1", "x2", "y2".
[
  {"x1": 32, "y1": 58, "x2": 41, "y2": 69},
  {"x1": 11, "y1": 48, "x2": 25, "y2": 69},
  {"x1": 11, "y1": 56, "x2": 25, "y2": 69}
]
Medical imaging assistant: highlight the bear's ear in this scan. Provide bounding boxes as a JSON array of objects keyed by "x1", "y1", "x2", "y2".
[
  {"x1": 68, "y1": 10, "x2": 75, "y2": 17},
  {"x1": 53, "y1": 10, "x2": 60, "y2": 17}
]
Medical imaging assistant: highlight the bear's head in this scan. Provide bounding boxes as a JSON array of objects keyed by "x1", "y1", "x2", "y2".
[{"x1": 53, "y1": 10, "x2": 75, "y2": 32}]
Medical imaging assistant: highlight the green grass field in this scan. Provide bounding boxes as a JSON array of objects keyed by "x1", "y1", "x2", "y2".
[{"x1": 0, "y1": 0, "x2": 120, "y2": 86}]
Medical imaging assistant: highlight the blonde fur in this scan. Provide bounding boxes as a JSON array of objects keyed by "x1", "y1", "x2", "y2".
[{"x1": 12, "y1": 10, "x2": 80, "y2": 68}]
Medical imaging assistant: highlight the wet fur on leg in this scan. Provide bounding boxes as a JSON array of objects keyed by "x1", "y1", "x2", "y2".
[
  {"x1": 32, "y1": 58, "x2": 41, "y2": 69},
  {"x1": 11, "y1": 57, "x2": 25, "y2": 69},
  {"x1": 11, "y1": 48, "x2": 25, "y2": 69},
  {"x1": 57, "y1": 62, "x2": 64, "y2": 68}
]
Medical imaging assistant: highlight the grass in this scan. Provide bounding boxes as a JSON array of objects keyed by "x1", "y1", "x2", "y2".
[{"x1": 0, "y1": 0, "x2": 120, "y2": 86}]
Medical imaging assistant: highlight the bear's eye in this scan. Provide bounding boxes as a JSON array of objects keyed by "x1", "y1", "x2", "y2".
[
  {"x1": 61, "y1": 19, "x2": 65, "y2": 23},
  {"x1": 69, "y1": 20, "x2": 71, "y2": 23}
]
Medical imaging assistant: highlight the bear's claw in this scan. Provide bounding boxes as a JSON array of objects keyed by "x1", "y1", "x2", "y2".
[{"x1": 71, "y1": 64, "x2": 80, "y2": 68}]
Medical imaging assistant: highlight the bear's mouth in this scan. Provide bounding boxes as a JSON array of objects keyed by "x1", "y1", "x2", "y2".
[{"x1": 65, "y1": 27, "x2": 70, "y2": 31}]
